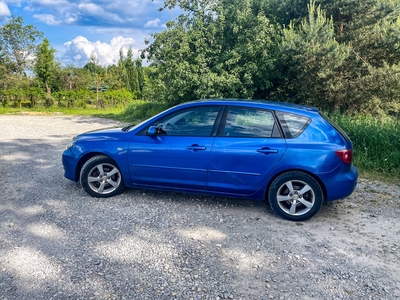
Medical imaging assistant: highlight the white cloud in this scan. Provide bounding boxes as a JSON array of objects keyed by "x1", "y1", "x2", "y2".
[
  {"x1": 0, "y1": 1, "x2": 11, "y2": 19},
  {"x1": 144, "y1": 18, "x2": 161, "y2": 28},
  {"x1": 33, "y1": 14, "x2": 61, "y2": 25},
  {"x1": 62, "y1": 35, "x2": 137, "y2": 66}
]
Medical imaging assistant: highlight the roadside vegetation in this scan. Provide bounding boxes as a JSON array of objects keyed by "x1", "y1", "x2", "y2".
[{"x1": 1, "y1": 0, "x2": 399, "y2": 182}]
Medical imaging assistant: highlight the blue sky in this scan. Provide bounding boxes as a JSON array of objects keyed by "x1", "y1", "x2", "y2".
[{"x1": 0, "y1": 0, "x2": 174, "y2": 66}]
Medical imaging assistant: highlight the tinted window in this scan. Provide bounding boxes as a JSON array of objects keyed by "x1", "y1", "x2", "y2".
[
  {"x1": 223, "y1": 107, "x2": 279, "y2": 138},
  {"x1": 151, "y1": 106, "x2": 221, "y2": 136},
  {"x1": 275, "y1": 111, "x2": 310, "y2": 138}
]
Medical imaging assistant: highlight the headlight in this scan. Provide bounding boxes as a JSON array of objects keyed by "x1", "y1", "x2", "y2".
[{"x1": 65, "y1": 140, "x2": 76, "y2": 150}]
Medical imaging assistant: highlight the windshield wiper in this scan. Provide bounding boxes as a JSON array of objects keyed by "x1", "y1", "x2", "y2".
[{"x1": 121, "y1": 124, "x2": 135, "y2": 132}]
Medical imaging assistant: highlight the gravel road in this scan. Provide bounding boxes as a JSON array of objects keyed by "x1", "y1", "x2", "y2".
[{"x1": 0, "y1": 114, "x2": 399, "y2": 300}]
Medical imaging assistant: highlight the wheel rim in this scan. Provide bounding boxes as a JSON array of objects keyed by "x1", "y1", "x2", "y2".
[
  {"x1": 276, "y1": 180, "x2": 315, "y2": 216},
  {"x1": 87, "y1": 163, "x2": 122, "y2": 195}
]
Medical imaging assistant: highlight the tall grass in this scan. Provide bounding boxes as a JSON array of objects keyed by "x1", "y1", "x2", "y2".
[
  {"x1": 114, "y1": 100, "x2": 168, "y2": 122},
  {"x1": 330, "y1": 113, "x2": 400, "y2": 179}
]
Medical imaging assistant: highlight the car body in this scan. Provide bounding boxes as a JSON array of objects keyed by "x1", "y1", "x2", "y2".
[{"x1": 62, "y1": 99, "x2": 358, "y2": 221}]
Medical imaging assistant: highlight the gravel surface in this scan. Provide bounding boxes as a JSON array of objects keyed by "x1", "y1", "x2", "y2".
[{"x1": 0, "y1": 114, "x2": 399, "y2": 300}]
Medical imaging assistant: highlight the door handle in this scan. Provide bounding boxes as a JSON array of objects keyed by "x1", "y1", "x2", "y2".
[
  {"x1": 257, "y1": 148, "x2": 278, "y2": 154},
  {"x1": 187, "y1": 144, "x2": 206, "y2": 151}
]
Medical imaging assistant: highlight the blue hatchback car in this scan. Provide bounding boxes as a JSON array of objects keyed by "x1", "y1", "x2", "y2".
[{"x1": 62, "y1": 99, "x2": 358, "y2": 221}]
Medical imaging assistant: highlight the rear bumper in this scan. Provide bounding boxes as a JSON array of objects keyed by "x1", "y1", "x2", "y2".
[{"x1": 320, "y1": 165, "x2": 358, "y2": 201}]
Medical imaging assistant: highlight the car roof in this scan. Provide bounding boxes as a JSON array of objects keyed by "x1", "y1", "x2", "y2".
[{"x1": 177, "y1": 99, "x2": 319, "y2": 115}]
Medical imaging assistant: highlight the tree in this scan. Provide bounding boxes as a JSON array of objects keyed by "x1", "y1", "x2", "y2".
[
  {"x1": 135, "y1": 58, "x2": 145, "y2": 93},
  {"x1": 0, "y1": 16, "x2": 43, "y2": 75},
  {"x1": 85, "y1": 54, "x2": 108, "y2": 107},
  {"x1": 144, "y1": 0, "x2": 279, "y2": 105},
  {"x1": 125, "y1": 47, "x2": 140, "y2": 93},
  {"x1": 34, "y1": 38, "x2": 56, "y2": 101},
  {"x1": 276, "y1": 1, "x2": 351, "y2": 110}
]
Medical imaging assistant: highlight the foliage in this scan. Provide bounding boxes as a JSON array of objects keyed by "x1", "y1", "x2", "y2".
[
  {"x1": 143, "y1": 0, "x2": 400, "y2": 116},
  {"x1": 141, "y1": 66, "x2": 167, "y2": 102},
  {"x1": 125, "y1": 47, "x2": 140, "y2": 93},
  {"x1": 144, "y1": 0, "x2": 279, "y2": 105},
  {"x1": 0, "y1": 16, "x2": 43, "y2": 74},
  {"x1": 275, "y1": 1, "x2": 351, "y2": 111},
  {"x1": 34, "y1": 38, "x2": 57, "y2": 102},
  {"x1": 117, "y1": 100, "x2": 168, "y2": 122}
]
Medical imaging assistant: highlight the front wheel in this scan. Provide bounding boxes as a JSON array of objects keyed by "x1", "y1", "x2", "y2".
[
  {"x1": 80, "y1": 155, "x2": 125, "y2": 197},
  {"x1": 268, "y1": 171, "x2": 323, "y2": 221}
]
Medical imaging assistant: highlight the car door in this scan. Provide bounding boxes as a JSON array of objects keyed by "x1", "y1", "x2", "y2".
[
  {"x1": 207, "y1": 106, "x2": 287, "y2": 195},
  {"x1": 128, "y1": 105, "x2": 222, "y2": 191}
]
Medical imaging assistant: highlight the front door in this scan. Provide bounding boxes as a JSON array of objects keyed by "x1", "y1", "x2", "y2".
[{"x1": 128, "y1": 106, "x2": 222, "y2": 191}]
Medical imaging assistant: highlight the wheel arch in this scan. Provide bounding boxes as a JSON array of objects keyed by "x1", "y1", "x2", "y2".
[
  {"x1": 265, "y1": 169, "x2": 327, "y2": 203},
  {"x1": 75, "y1": 152, "x2": 114, "y2": 181}
]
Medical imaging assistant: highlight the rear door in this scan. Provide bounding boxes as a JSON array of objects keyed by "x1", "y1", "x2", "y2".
[{"x1": 207, "y1": 106, "x2": 287, "y2": 195}]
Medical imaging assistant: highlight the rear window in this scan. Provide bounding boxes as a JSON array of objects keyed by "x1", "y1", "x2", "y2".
[
  {"x1": 319, "y1": 112, "x2": 351, "y2": 141},
  {"x1": 275, "y1": 111, "x2": 311, "y2": 138}
]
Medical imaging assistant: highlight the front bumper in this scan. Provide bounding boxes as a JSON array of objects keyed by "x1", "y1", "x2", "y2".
[{"x1": 62, "y1": 149, "x2": 79, "y2": 182}]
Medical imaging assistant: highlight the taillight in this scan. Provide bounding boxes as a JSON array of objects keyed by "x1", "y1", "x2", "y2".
[{"x1": 335, "y1": 149, "x2": 353, "y2": 164}]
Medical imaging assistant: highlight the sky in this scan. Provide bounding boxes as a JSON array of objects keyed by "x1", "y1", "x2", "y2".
[{"x1": 0, "y1": 0, "x2": 175, "y2": 67}]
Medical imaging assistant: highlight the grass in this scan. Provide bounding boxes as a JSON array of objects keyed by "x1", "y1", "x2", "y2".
[
  {"x1": 0, "y1": 106, "x2": 126, "y2": 117},
  {"x1": 2, "y1": 102, "x2": 399, "y2": 184},
  {"x1": 330, "y1": 113, "x2": 400, "y2": 183}
]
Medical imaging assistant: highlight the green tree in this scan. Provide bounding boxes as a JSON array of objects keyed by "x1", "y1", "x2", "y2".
[
  {"x1": 125, "y1": 47, "x2": 140, "y2": 93},
  {"x1": 85, "y1": 55, "x2": 108, "y2": 107},
  {"x1": 116, "y1": 48, "x2": 130, "y2": 91},
  {"x1": 135, "y1": 58, "x2": 144, "y2": 93},
  {"x1": 0, "y1": 16, "x2": 43, "y2": 74},
  {"x1": 144, "y1": 0, "x2": 279, "y2": 105},
  {"x1": 54, "y1": 66, "x2": 92, "y2": 91},
  {"x1": 142, "y1": 66, "x2": 166, "y2": 102},
  {"x1": 34, "y1": 38, "x2": 56, "y2": 101},
  {"x1": 276, "y1": 1, "x2": 351, "y2": 111},
  {"x1": 320, "y1": 0, "x2": 400, "y2": 114}
]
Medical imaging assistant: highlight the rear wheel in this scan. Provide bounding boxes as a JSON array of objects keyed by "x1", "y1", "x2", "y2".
[
  {"x1": 80, "y1": 155, "x2": 125, "y2": 197},
  {"x1": 268, "y1": 171, "x2": 323, "y2": 221}
]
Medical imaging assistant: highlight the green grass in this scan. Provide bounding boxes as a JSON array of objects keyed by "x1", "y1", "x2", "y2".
[
  {"x1": 330, "y1": 113, "x2": 400, "y2": 183},
  {"x1": 114, "y1": 100, "x2": 168, "y2": 122},
  {"x1": 0, "y1": 106, "x2": 126, "y2": 117}
]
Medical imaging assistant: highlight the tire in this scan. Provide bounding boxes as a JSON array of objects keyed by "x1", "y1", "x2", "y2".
[
  {"x1": 268, "y1": 171, "x2": 323, "y2": 221},
  {"x1": 80, "y1": 155, "x2": 125, "y2": 198}
]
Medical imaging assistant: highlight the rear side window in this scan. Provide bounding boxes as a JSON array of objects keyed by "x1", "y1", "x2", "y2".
[
  {"x1": 319, "y1": 112, "x2": 351, "y2": 141},
  {"x1": 275, "y1": 111, "x2": 310, "y2": 138}
]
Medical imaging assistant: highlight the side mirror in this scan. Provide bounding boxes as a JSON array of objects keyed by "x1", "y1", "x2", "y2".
[{"x1": 147, "y1": 126, "x2": 156, "y2": 136}]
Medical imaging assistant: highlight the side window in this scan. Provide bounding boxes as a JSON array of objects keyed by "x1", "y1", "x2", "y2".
[
  {"x1": 152, "y1": 106, "x2": 221, "y2": 136},
  {"x1": 275, "y1": 111, "x2": 310, "y2": 138},
  {"x1": 223, "y1": 107, "x2": 278, "y2": 138}
]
